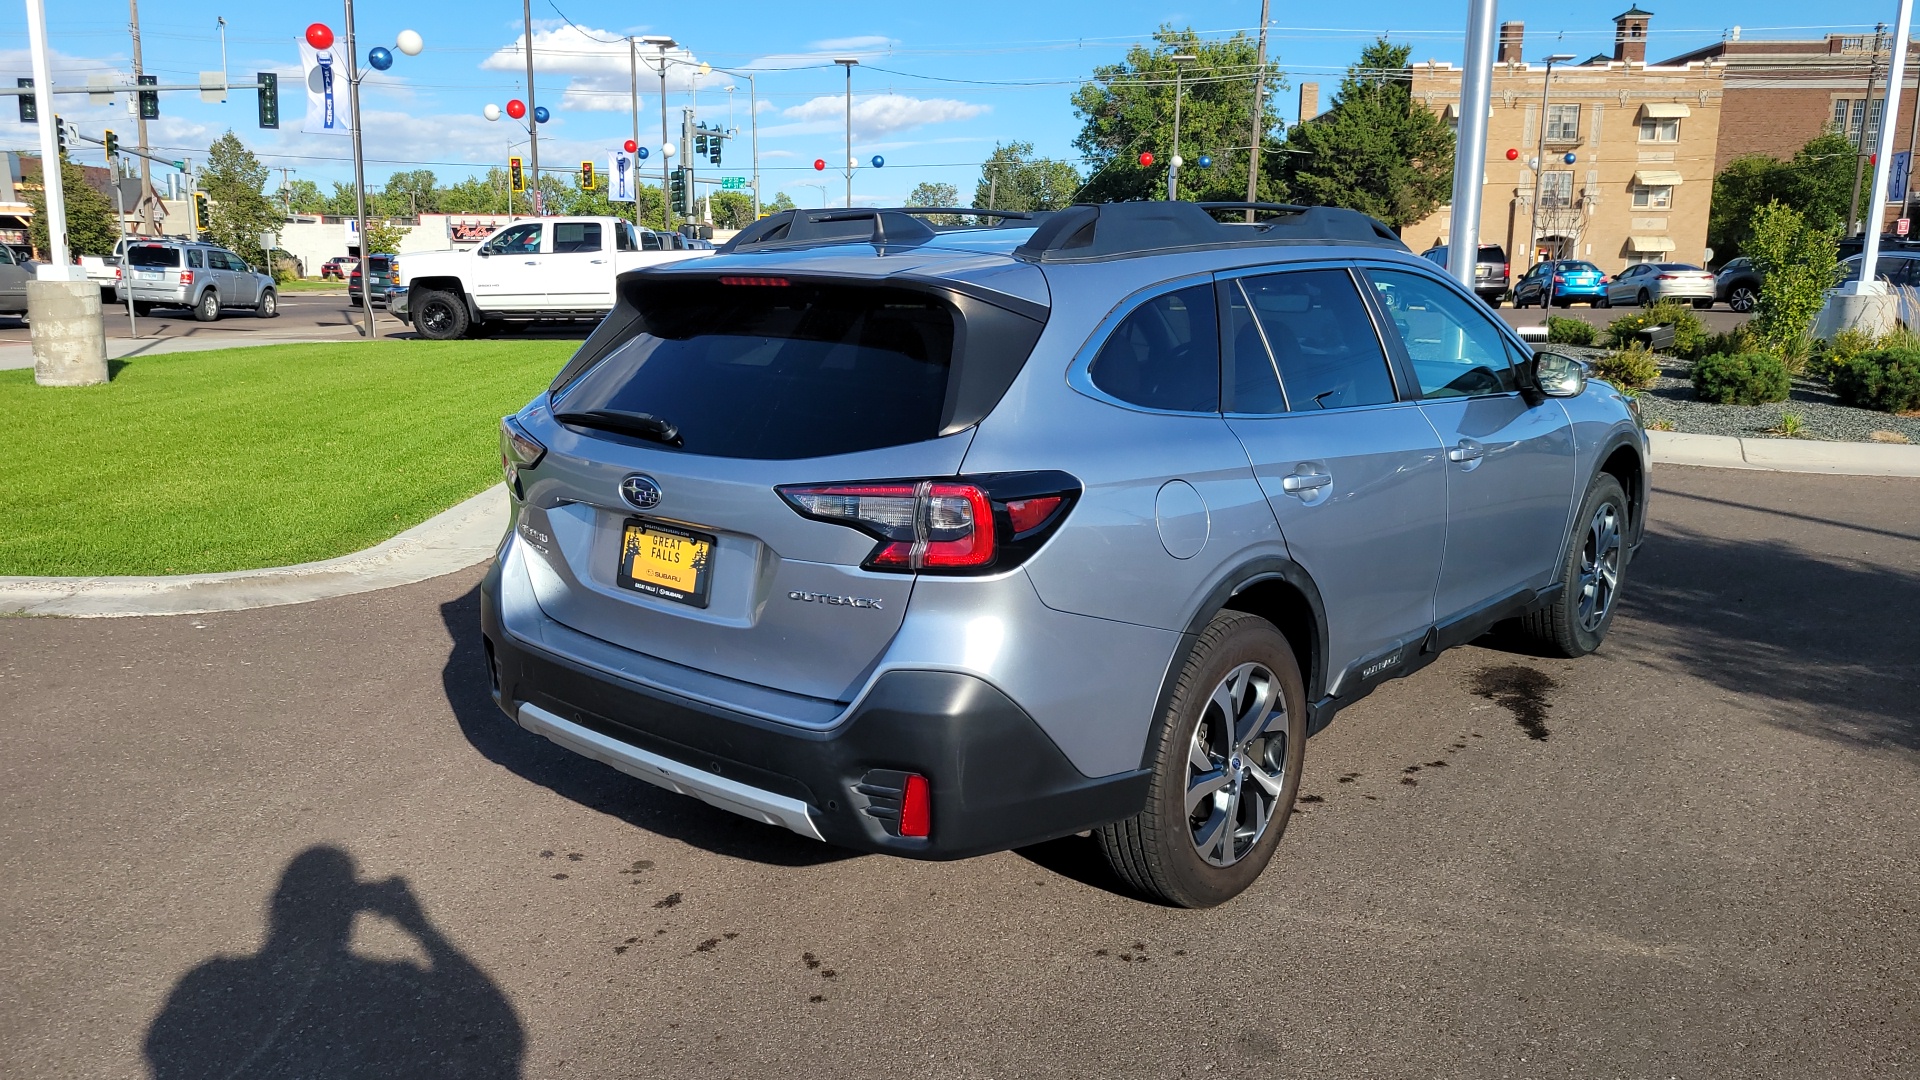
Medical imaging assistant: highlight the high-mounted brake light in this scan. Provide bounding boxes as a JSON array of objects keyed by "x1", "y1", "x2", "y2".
[
  {"x1": 718, "y1": 275, "x2": 790, "y2": 287},
  {"x1": 777, "y1": 472, "x2": 1079, "y2": 575}
]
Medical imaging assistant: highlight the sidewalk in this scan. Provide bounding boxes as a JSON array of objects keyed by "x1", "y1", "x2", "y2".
[
  {"x1": 1648, "y1": 430, "x2": 1920, "y2": 476},
  {"x1": 0, "y1": 330, "x2": 364, "y2": 371}
]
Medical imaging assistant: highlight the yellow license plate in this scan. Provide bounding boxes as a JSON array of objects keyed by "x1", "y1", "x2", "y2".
[{"x1": 616, "y1": 521, "x2": 714, "y2": 607}]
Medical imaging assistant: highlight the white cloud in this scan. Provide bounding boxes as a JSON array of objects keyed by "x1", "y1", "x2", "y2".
[
  {"x1": 739, "y1": 36, "x2": 896, "y2": 72},
  {"x1": 809, "y1": 36, "x2": 896, "y2": 53},
  {"x1": 770, "y1": 94, "x2": 986, "y2": 141},
  {"x1": 481, "y1": 25, "x2": 727, "y2": 117}
]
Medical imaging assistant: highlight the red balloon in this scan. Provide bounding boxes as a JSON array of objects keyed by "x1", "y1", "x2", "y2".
[
  {"x1": 813, "y1": 158, "x2": 826, "y2": 171},
  {"x1": 305, "y1": 23, "x2": 334, "y2": 50},
  {"x1": 623, "y1": 139, "x2": 638, "y2": 154},
  {"x1": 505, "y1": 99, "x2": 526, "y2": 120},
  {"x1": 1139, "y1": 152, "x2": 1155, "y2": 167},
  {"x1": 1505, "y1": 147, "x2": 1519, "y2": 160}
]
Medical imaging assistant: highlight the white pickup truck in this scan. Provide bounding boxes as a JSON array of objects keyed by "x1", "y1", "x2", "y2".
[
  {"x1": 391, "y1": 216, "x2": 709, "y2": 340},
  {"x1": 78, "y1": 238, "x2": 139, "y2": 298}
]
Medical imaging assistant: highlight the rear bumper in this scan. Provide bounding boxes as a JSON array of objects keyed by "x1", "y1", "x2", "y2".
[{"x1": 480, "y1": 557, "x2": 1150, "y2": 859}]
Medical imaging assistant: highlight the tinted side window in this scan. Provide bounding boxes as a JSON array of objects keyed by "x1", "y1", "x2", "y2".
[
  {"x1": 615, "y1": 223, "x2": 638, "y2": 252},
  {"x1": 187, "y1": 249, "x2": 204, "y2": 269},
  {"x1": 553, "y1": 222, "x2": 602, "y2": 253},
  {"x1": 482, "y1": 224, "x2": 542, "y2": 255},
  {"x1": 1368, "y1": 269, "x2": 1518, "y2": 398},
  {"x1": 1240, "y1": 269, "x2": 1397, "y2": 411},
  {"x1": 1088, "y1": 284, "x2": 1220, "y2": 412},
  {"x1": 1223, "y1": 281, "x2": 1286, "y2": 414}
]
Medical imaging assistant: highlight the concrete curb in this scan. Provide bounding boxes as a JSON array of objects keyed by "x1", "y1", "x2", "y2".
[
  {"x1": 0, "y1": 330, "x2": 377, "y2": 371},
  {"x1": 1649, "y1": 430, "x2": 1920, "y2": 476},
  {"x1": 0, "y1": 485, "x2": 506, "y2": 619}
]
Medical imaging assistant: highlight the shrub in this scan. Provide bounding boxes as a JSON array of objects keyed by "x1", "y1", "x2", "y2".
[
  {"x1": 1590, "y1": 346, "x2": 1661, "y2": 394},
  {"x1": 1830, "y1": 345, "x2": 1920, "y2": 412},
  {"x1": 1698, "y1": 325, "x2": 1756, "y2": 362},
  {"x1": 1809, "y1": 327, "x2": 1877, "y2": 386},
  {"x1": 1692, "y1": 351, "x2": 1792, "y2": 405},
  {"x1": 1604, "y1": 300, "x2": 1708, "y2": 358},
  {"x1": 1545, "y1": 316, "x2": 1596, "y2": 346},
  {"x1": 1746, "y1": 202, "x2": 1840, "y2": 350}
]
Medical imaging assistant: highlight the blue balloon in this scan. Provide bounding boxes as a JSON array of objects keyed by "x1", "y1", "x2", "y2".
[
  {"x1": 533, "y1": 106, "x2": 550, "y2": 124},
  {"x1": 1563, "y1": 151, "x2": 1577, "y2": 164},
  {"x1": 367, "y1": 47, "x2": 393, "y2": 71},
  {"x1": 1196, "y1": 154, "x2": 1213, "y2": 169},
  {"x1": 635, "y1": 145, "x2": 649, "y2": 160},
  {"x1": 870, "y1": 154, "x2": 885, "y2": 168}
]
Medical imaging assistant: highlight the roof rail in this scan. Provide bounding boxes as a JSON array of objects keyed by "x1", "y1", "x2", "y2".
[
  {"x1": 1011, "y1": 201, "x2": 1405, "y2": 263},
  {"x1": 717, "y1": 207, "x2": 1040, "y2": 254}
]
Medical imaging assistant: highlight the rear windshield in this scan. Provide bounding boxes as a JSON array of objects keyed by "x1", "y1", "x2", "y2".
[
  {"x1": 125, "y1": 246, "x2": 180, "y2": 268},
  {"x1": 555, "y1": 281, "x2": 957, "y2": 460},
  {"x1": 1478, "y1": 246, "x2": 1507, "y2": 262},
  {"x1": 1557, "y1": 262, "x2": 1602, "y2": 274}
]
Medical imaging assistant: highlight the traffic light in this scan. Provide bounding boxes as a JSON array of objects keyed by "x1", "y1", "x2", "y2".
[
  {"x1": 711, "y1": 138, "x2": 722, "y2": 166},
  {"x1": 508, "y1": 156, "x2": 525, "y2": 193},
  {"x1": 138, "y1": 74, "x2": 159, "y2": 120},
  {"x1": 104, "y1": 129, "x2": 119, "y2": 156},
  {"x1": 669, "y1": 167, "x2": 687, "y2": 213},
  {"x1": 54, "y1": 115, "x2": 66, "y2": 153},
  {"x1": 695, "y1": 133, "x2": 708, "y2": 157},
  {"x1": 15, "y1": 78, "x2": 32, "y2": 124},
  {"x1": 256, "y1": 72, "x2": 278, "y2": 129},
  {"x1": 579, "y1": 160, "x2": 595, "y2": 190},
  {"x1": 193, "y1": 192, "x2": 211, "y2": 232}
]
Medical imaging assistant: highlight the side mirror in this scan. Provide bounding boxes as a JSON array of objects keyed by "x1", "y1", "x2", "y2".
[
  {"x1": 477, "y1": 248, "x2": 492, "y2": 257},
  {"x1": 1531, "y1": 350, "x2": 1587, "y2": 398}
]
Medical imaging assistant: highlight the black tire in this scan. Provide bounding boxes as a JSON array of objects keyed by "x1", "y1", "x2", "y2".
[
  {"x1": 413, "y1": 289, "x2": 470, "y2": 340},
  {"x1": 1516, "y1": 474, "x2": 1630, "y2": 658},
  {"x1": 256, "y1": 290, "x2": 278, "y2": 318},
  {"x1": 1691, "y1": 298, "x2": 1712, "y2": 310},
  {"x1": 1728, "y1": 286, "x2": 1756, "y2": 313},
  {"x1": 1637, "y1": 289, "x2": 1651, "y2": 307},
  {"x1": 133, "y1": 302, "x2": 155, "y2": 316},
  {"x1": 1487, "y1": 295, "x2": 1504, "y2": 309},
  {"x1": 1097, "y1": 610, "x2": 1308, "y2": 908},
  {"x1": 1596, "y1": 295, "x2": 1611, "y2": 309},
  {"x1": 193, "y1": 290, "x2": 220, "y2": 322}
]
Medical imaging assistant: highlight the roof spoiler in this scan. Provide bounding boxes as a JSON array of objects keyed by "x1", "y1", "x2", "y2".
[
  {"x1": 717, "y1": 207, "x2": 1041, "y2": 254},
  {"x1": 1011, "y1": 201, "x2": 1405, "y2": 263}
]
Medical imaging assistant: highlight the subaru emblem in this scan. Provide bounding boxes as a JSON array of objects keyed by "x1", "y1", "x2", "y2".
[{"x1": 619, "y1": 474, "x2": 662, "y2": 511}]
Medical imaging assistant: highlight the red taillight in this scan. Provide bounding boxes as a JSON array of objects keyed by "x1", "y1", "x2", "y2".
[
  {"x1": 899, "y1": 774, "x2": 930, "y2": 838},
  {"x1": 777, "y1": 473, "x2": 1078, "y2": 574},
  {"x1": 719, "y1": 275, "x2": 790, "y2": 286},
  {"x1": 1502, "y1": 263, "x2": 1510, "y2": 278},
  {"x1": 1656, "y1": 274, "x2": 1678, "y2": 280},
  {"x1": 1552, "y1": 275, "x2": 1565, "y2": 285},
  {"x1": 114, "y1": 266, "x2": 122, "y2": 280},
  {"x1": 178, "y1": 270, "x2": 193, "y2": 285}
]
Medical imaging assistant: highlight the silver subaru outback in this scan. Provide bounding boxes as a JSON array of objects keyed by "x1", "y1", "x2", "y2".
[{"x1": 482, "y1": 202, "x2": 1648, "y2": 907}]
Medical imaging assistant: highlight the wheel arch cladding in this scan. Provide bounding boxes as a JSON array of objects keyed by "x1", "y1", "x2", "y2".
[{"x1": 1599, "y1": 440, "x2": 1646, "y2": 541}]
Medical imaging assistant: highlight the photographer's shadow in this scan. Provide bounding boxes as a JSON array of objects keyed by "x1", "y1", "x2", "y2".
[{"x1": 145, "y1": 846, "x2": 524, "y2": 1079}]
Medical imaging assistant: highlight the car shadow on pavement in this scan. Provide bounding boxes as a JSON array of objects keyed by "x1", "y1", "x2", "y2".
[
  {"x1": 1616, "y1": 520, "x2": 1920, "y2": 752},
  {"x1": 438, "y1": 585, "x2": 855, "y2": 868},
  {"x1": 144, "y1": 846, "x2": 524, "y2": 1079}
]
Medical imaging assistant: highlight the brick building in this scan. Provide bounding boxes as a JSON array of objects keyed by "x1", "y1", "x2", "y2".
[{"x1": 1402, "y1": 9, "x2": 1724, "y2": 273}]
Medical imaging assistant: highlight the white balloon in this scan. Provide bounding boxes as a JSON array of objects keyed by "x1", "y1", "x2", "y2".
[
  {"x1": 483, "y1": 103, "x2": 501, "y2": 122},
  {"x1": 662, "y1": 143, "x2": 676, "y2": 157},
  {"x1": 1171, "y1": 154, "x2": 1185, "y2": 168},
  {"x1": 848, "y1": 157, "x2": 857, "y2": 169},
  {"x1": 395, "y1": 29, "x2": 424, "y2": 56}
]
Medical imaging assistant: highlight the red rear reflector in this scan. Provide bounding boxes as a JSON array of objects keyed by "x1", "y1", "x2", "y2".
[
  {"x1": 1004, "y1": 495, "x2": 1064, "y2": 534},
  {"x1": 900, "y1": 774, "x2": 930, "y2": 838},
  {"x1": 718, "y1": 275, "x2": 790, "y2": 286}
]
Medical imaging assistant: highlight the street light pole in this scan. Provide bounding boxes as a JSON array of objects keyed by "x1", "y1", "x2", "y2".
[
  {"x1": 749, "y1": 73, "x2": 761, "y2": 219},
  {"x1": 1525, "y1": 53, "x2": 1575, "y2": 278},
  {"x1": 344, "y1": 0, "x2": 375, "y2": 339},
  {"x1": 1447, "y1": 0, "x2": 1499, "y2": 289},
  {"x1": 521, "y1": 0, "x2": 540, "y2": 210},
  {"x1": 1860, "y1": 0, "x2": 1914, "y2": 280},
  {"x1": 834, "y1": 58, "x2": 859, "y2": 207},
  {"x1": 629, "y1": 37, "x2": 641, "y2": 231},
  {"x1": 24, "y1": 0, "x2": 68, "y2": 271},
  {"x1": 1168, "y1": 53, "x2": 1196, "y2": 200},
  {"x1": 643, "y1": 36, "x2": 676, "y2": 232}
]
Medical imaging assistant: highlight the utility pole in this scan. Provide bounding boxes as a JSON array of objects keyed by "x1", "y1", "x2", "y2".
[
  {"x1": 344, "y1": 0, "x2": 375, "y2": 339},
  {"x1": 1526, "y1": 53, "x2": 1576, "y2": 273},
  {"x1": 521, "y1": 0, "x2": 540, "y2": 210},
  {"x1": 835, "y1": 57, "x2": 859, "y2": 207},
  {"x1": 1851, "y1": 23, "x2": 1888, "y2": 236},
  {"x1": 1244, "y1": 0, "x2": 1271, "y2": 214},
  {"x1": 128, "y1": 0, "x2": 161, "y2": 235},
  {"x1": 275, "y1": 165, "x2": 295, "y2": 216},
  {"x1": 1904, "y1": 58, "x2": 1920, "y2": 225},
  {"x1": 1168, "y1": 53, "x2": 1196, "y2": 200}
]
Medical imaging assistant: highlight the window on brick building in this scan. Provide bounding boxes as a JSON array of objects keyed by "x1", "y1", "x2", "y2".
[
  {"x1": 1639, "y1": 117, "x2": 1680, "y2": 142},
  {"x1": 1835, "y1": 98, "x2": 1886, "y2": 146},
  {"x1": 1539, "y1": 171, "x2": 1574, "y2": 208},
  {"x1": 1631, "y1": 185, "x2": 1673, "y2": 210},
  {"x1": 1545, "y1": 104, "x2": 1581, "y2": 142}
]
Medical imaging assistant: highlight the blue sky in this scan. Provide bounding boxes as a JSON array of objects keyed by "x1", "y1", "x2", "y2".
[{"x1": 0, "y1": 0, "x2": 1891, "y2": 209}]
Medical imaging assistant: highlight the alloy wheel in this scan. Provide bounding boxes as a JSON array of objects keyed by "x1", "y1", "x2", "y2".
[
  {"x1": 1186, "y1": 662, "x2": 1291, "y2": 867},
  {"x1": 420, "y1": 299, "x2": 454, "y2": 336},
  {"x1": 1730, "y1": 286, "x2": 1756, "y2": 313},
  {"x1": 1577, "y1": 501, "x2": 1623, "y2": 633}
]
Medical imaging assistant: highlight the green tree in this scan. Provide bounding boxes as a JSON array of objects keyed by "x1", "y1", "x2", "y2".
[
  {"x1": 440, "y1": 169, "x2": 511, "y2": 214},
  {"x1": 281, "y1": 178, "x2": 324, "y2": 214},
  {"x1": 762, "y1": 191, "x2": 797, "y2": 216},
  {"x1": 972, "y1": 142, "x2": 1082, "y2": 211},
  {"x1": 1745, "y1": 201, "x2": 1839, "y2": 349},
  {"x1": 27, "y1": 154, "x2": 120, "y2": 259},
  {"x1": 378, "y1": 168, "x2": 440, "y2": 218},
  {"x1": 906, "y1": 181, "x2": 958, "y2": 207},
  {"x1": 199, "y1": 131, "x2": 282, "y2": 265},
  {"x1": 706, "y1": 191, "x2": 760, "y2": 229},
  {"x1": 1277, "y1": 39, "x2": 1455, "y2": 229},
  {"x1": 320, "y1": 181, "x2": 360, "y2": 216},
  {"x1": 1709, "y1": 129, "x2": 1855, "y2": 261},
  {"x1": 363, "y1": 219, "x2": 405, "y2": 257},
  {"x1": 1071, "y1": 25, "x2": 1285, "y2": 204}
]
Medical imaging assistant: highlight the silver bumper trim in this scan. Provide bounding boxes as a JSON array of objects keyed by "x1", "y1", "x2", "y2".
[{"x1": 513, "y1": 702, "x2": 825, "y2": 841}]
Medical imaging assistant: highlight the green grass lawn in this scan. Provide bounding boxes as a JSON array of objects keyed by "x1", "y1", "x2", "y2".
[
  {"x1": 276, "y1": 279, "x2": 348, "y2": 293},
  {"x1": 1, "y1": 340, "x2": 574, "y2": 576}
]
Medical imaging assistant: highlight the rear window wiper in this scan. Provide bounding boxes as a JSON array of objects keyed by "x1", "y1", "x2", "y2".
[{"x1": 553, "y1": 409, "x2": 684, "y2": 447}]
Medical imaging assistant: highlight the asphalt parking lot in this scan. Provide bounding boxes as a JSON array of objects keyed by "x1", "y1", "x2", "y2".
[{"x1": 2, "y1": 464, "x2": 1916, "y2": 1079}]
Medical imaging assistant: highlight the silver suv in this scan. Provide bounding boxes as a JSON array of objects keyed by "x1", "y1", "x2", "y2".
[
  {"x1": 482, "y1": 202, "x2": 1648, "y2": 907},
  {"x1": 116, "y1": 240, "x2": 279, "y2": 321}
]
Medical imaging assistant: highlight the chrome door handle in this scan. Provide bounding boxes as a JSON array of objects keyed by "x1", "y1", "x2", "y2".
[
  {"x1": 1448, "y1": 441, "x2": 1486, "y2": 463},
  {"x1": 1280, "y1": 471, "x2": 1332, "y2": 494},
  {"x1": 590, "y1": 258, "x2": 608, "y2": 264},
  {"x1": 523, "y1": 260, "x2": 539, "y2": 265}
]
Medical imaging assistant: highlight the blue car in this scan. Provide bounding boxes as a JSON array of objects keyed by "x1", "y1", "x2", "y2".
[{"x1": 1512, "y1": 260, "x2": 1609, "y2": 308}]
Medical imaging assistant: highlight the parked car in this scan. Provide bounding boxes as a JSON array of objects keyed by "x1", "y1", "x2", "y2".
[
  {"x1": 4, "y1": 242, "x2": 32, "y2": 266},
  {"x1": 0, "y1": 241, "x2": 30, "y2": 316},
  {"x1": 320, "y1": 257, "x2": 354, "y2": 281},
  {"x1": 392, "y1": 217, "x2": 709, "y2": 339},
  {"x1": 1419, "y1": 242, "x2": 1510, "y2": 306},
  {"x1": 1604, "y1": 262, "x2": 1715, "y2": 308},
  {"x1": 347, "y1": 253, "x2": 397, "y2": 307},
  {"x1": 1835, "y1": 252, "x2": 1920, "y2": 327},
  {"x1": 78, "y1": 237, "x2": 141, "y2": 298},
  {"x1": 1714, "y1": 257, "x2": 1761, "y2": 313},
  {"x1": 114, "y1": 240, "x2": 279, "y2": 321},
  {"x1": 1511, "y1": 260, "x2": 1609, "y2": 308},
  {"x1": 483, "y1": 202, "x2": 1648, "y2": 907}
]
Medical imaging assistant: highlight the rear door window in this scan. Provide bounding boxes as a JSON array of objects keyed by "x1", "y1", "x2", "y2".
[
  {"x1": 552, "y1": 222, "x2": 602, "y2": 253},
  {"x1": 1239, "y1": 269, "x2": 1397, "y2": 411},
  {"x1": 187, "y1": 249, "x2": 204, "y2": 269},
  {"x1": 126, "y1": 246, "x2": 180, "y2": 268},
  {"x1": 1367, "y1": 268, "x2": 1518, "y2": 398},
  {"x1": 554, "y1": 281, "x2": 961, "y2": 459},
  {"x1": 1088, "y1": 283, "x2": 1220, "y2": 412}
]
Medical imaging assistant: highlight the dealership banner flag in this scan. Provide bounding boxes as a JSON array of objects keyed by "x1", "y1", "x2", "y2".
[
  {"x1": 609, "y1": 152, "x2": 636, "y2": 203},
  {"x1": 299, "y1": 40, "x2": 353, "y2": 135}
]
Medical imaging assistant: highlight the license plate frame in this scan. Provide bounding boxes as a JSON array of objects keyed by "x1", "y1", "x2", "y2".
[{"x1": 615, "y1": 519, "x2": 714, "y2": 608}]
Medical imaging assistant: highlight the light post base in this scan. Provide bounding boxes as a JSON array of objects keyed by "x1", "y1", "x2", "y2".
[
  {"x1": 1814, "y1": 281, "x2": 1900, "y2": 341},
  {"x1": 28, "y1": 279, "x2": 108, "y2": 387}
]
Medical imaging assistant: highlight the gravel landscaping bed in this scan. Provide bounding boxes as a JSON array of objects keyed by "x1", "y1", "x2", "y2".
[{"x1": 1548, "y1": 346, "x2": 1920, "y2": 445}]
